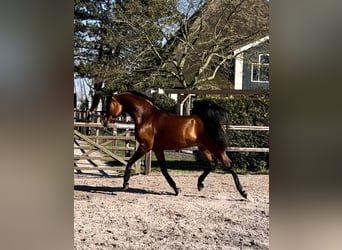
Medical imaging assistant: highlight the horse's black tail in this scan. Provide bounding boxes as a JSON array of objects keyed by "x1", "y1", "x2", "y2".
[{"x1": 191, "y1": 100, "x2": 228, "y2": 149}]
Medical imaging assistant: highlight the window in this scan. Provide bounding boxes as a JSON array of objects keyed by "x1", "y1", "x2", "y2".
[{"x1": 251, "y1": 54, "x2": 269, "y2": 83}]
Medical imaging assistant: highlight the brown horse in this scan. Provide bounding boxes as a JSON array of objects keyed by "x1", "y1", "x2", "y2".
[{"x1": 101, "y1": 91, "x2": 247, "y2": 199}]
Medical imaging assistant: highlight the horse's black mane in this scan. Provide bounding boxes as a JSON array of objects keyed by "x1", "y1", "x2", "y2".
[
  {"x1": 126, "y1": 90, "x2": 153, "y2": 102},
  {"x1": 126, "y1": 90, "x2": 163, "y2": 110}
]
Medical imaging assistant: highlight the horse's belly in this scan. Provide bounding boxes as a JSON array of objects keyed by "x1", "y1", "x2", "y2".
[
  {"x1": 153, "y1": 140, "x2": 197, "y2": 150},
  {"x1": 153, "y1": 125, "x2": 199, "y2": 150},
  {"x1": 154, "y1": 137, "x2": 197, "y2": 150}
]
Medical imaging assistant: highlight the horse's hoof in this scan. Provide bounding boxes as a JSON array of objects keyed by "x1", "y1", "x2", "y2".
[
  {"x1": 123, "y1": 183, "x2": 129, "y2": 190},
  {"x1": 174, "y1": 188, "x2": 181, "y2": 196},
  {"x1": 241, "y1": 190, "x2": 248, "y2": 199},
  {"x1": 197, "y1": 183, "x2": 204, "y2": 191}
]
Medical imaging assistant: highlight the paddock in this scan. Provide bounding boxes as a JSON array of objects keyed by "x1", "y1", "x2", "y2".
[
  {"x1": 73, "y1": 91, "x2": 269, "y2": 249},
  {"x1": 74, "y1": 172, "x2": 269, "y2": 249}
]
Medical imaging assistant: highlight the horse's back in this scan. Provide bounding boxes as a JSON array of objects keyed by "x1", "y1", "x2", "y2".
[
  {"x1": 154, "y1": 112, "x2": 204, "y2": 132},
  {"x1": 151, "y1": 112, "x2": 205, "y2": 150}
]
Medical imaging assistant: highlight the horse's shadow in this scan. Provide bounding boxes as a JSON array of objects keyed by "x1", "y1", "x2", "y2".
[
  {"x1": 74, "y1": 185, "x2": 248, "y2": 201},
  {"x1": 74, "y1": 185, "x2": 174, "y2": 196}
]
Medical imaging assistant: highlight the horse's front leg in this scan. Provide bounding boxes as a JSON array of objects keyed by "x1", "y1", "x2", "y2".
[
  {"x1": 123, "y1": 145, "x2": 148, "y2": 190},
  {"x1": 154, "y1": 149, "x2": 180, "y2": 195}
]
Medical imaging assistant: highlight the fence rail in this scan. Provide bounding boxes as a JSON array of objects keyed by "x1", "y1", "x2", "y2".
[
  {"x1": 226, "y1": 125, "x2": 269, "y2": 153},
  {"x1": 74, "y1": 122, "x2": 135, "y2": 129},
  {"x1": 228, "y1": 125, "x2": 269, "y2": 131}
]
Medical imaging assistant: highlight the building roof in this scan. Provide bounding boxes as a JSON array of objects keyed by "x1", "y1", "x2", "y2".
[{"x1": 234, "y1": 36, "x2": 269, "y2": 55}]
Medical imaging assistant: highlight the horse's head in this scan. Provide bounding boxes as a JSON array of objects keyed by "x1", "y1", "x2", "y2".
[{"x1": 103, "y1": 95, "x2": 123, "y2": 128}]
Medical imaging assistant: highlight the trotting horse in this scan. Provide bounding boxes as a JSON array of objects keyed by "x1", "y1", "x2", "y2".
[{"x1": 99, "y1": 91, "x2": 247, "y2": 199}]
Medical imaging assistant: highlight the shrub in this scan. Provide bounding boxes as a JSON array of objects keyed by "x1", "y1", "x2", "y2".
[{"x1": 152, "y1": 93, "x2": 177, "y2": 113}]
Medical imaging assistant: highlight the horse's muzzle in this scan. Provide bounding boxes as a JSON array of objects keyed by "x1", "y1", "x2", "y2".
[
  {"x1": 102, "y1": 116, "x2": 115, "y2": 131},
  {"x1": 102, "y1": 119, "x2": 109, "y2": 131},
  {"x1": 102, "y1": 116, "x2": 109, "y2": 131}
]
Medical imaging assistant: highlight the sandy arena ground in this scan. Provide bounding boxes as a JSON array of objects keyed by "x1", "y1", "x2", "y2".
[{"x1": 74, "y1": 172, "x2": 269, "y2": 249}]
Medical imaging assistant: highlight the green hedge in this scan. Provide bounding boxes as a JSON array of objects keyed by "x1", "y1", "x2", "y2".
[
  {"x1": 193, "y1": 95, "x2": 269, "y2": 173},
  {"x1": 151, "y1": 93, "x2": 177, "y2": 113}
]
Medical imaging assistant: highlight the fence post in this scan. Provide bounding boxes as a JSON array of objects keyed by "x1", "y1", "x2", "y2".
[
  {"x1": 112, "y1": 124, "x2": 117, "y2": 154},
  {"x1": 133, "y1": 140, "x2": 141, "y2": 174},
  {"x1": 125, "y1": 129, "x2": 131, "y2": 157},
  {"x1": 95, "y1": 112, "x2": 100, "y2": 144},
  {"x1": 144, "y1": 151, "x2": 151, "y2": 175}
]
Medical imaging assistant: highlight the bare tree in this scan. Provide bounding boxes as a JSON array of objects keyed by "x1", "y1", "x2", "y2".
[
  {"x1": 112, "y1": 0, "x2": 269, "y2": 89},
  {"x1": 74, "y1": 0, "x2": 269, "y2": 93}
]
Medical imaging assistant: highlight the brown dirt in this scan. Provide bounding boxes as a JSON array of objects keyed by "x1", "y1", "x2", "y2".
[{"x1": 74, "y1": 172, "x2": 269, "y2": 249}]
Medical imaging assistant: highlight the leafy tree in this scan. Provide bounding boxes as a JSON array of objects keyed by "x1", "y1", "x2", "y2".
[
  {"x1": 74, "y1": 0, "x2": 180, "y2": 94},
  {"x1": 74, "y1": 0, "x2": 122, "y2": 102}
]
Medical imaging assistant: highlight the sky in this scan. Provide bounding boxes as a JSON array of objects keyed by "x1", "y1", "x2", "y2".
[{"x1": 74, "y1": 77, "x2": 92, "y2": 109}]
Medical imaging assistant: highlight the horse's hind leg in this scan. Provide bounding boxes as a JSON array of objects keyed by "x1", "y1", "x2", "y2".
[
  {"x1": 154, "y1": 149, "x2": 180, "y2": 195},
  {"x1": 215, "y1": 150, "x2": 247, "y2": 199},
  {"x1": 197, "y1": 148, "x2": 214, "y2": 191}
]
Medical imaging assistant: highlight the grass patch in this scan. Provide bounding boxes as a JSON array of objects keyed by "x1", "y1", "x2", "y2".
[{"x1": 105, "y1": 150, "x2": 269, "y2": 175}]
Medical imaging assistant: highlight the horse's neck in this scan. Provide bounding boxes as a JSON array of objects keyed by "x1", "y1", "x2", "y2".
[{"x1": 120, "y1": 96, "x2": 153, "y2": 125}]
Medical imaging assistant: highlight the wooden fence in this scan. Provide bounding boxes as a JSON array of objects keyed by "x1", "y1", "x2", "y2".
[
  {"x1": 226, "y1": 125, "x2": 269, "y2": 153},
  {"x1": 74, "y1": 120, "x2": 268, "y2": 175},
  {"x1": 74, "y1": 121, "x2": 142, "y2": 174},
  {"x1": 163, "y1": 88, "x2": 269, "y2": 97}
]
